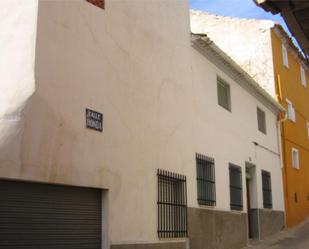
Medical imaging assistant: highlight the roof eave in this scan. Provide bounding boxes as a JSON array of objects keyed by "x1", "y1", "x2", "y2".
[{"x1": 191, "y1": 33, "x2": 285, "y2": 113}]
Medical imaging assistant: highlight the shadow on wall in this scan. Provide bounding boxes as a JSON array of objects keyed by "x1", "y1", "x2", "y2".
[
  {"x1": 0, "y1": 75, "x2": 37, "y2": 180},
  {"x1": 0, "y1": 0, "x2": 82, "y2": 185},
  {"x1": 0, "y1": 0, "x2": 38, "y2": 180},
  {"x1": 0, "y1": 92, "x2": 61, "y2": 181},
  {"x1": 0, "y1": 81, "x2": 118, "y2": 189},
  {"x1": 19, "y1": 94, "x2": 68, "y2": 182}
]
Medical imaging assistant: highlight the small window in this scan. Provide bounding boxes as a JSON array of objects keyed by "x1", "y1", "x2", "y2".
[
  {"x1": 282, "y1": 44, "x2": 289, "y2": 68},
  {"x1": 217, "y1": 77, "x2": 231, "y2": 111},
  {"x1": 286, "y1": 98, "x2": 296, "y2": 122},
  {"x1": 262, "y1": 170, "x2": 272, "y2": 209},
  {"x1": 157, "y1": 169, "x2": 187, "y2": 238},
  {"x1": 196, "y1": 153, "x2": 216, "y2": 206},
  {"x1": 229, "y1": 164, "x2": 243, "y2": 211},
  {"x1": 292, "y1": 148, "x2": 300, "y2": 169},
  {"x1": 257, "y1": 107, "x2": 266, "y2": 134},
  {"x1": 86, "y1": 0, "x2": 104, "y2": 9},
  {"x1": 300, "y1": 66, "x2": 307, "y2": 87}
]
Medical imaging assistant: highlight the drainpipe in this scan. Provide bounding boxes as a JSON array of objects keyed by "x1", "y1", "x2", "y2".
[{"x1": 276, "y1": 73, "x2": 288, "y2": 228}]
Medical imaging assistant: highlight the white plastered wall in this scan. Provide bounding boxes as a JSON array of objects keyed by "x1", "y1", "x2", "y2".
[
  {"x1": 21, "y1": 0, "x2": 194, "y2": 244},
  {"x1": 0, "y1": 0, "x2": 284, "y2": 245},
  {"x1": 0, "y1": 0, "x2": 38, "y2": 178},
  {"x1": 189, "y1": 48, "x2": 284, "y2": 213}
]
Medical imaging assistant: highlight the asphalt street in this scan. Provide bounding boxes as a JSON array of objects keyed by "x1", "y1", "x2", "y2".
[{"x1": 242, "y1": 218, "x2": 309, "y2": 249}]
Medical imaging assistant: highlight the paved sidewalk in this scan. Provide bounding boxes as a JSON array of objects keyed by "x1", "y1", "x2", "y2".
[{"x1": 241, "y1": 218, "x2": 309, "y2": 249}]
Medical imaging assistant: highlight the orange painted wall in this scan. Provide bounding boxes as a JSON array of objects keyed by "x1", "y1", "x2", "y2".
[{"x1": 271, "y1": 29, "x2": 309, "y2": 227}]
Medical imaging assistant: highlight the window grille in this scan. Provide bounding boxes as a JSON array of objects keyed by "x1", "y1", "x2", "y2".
[
  {"x1": 217, "y1": 77, "x2": 231, "y2": 111},
  {"x1": 262, "y1": 170, "x2": 272, "y2": 209},
  {"x1": 229, "y1": 164, "x2": 243, "y2": 211},
  {"x1": 196, "y1": 153, "x2": 216, "y2": 206},
  {"x1": 257, "y1": 107, "x2": 266, "y2": 134},
  {"x1": 157, "y1": 169, "x2": 187, "y2": 238}
]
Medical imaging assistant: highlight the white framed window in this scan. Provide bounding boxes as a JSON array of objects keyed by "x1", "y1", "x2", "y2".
[
  {"x1": 217, "y1": 77, "x2": 231, "y2": 112},
  {"x1": 300, "y1": 65, "x2": 306, "y2": 87},
  {"x1": 282, "y1": 44, "x2": 289, "y2": 68},
  {"x1": 286, "y1": 98, "x2": 296, "y2": 122},
  {"x1": 291, "y1": 148, "x2": 299, "y2": 169},
  {"x1": 257, "y1": 107, "x2": 266, "y2": 134}
]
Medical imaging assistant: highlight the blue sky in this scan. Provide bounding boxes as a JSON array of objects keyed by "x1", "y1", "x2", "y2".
[{"x1": 189, "y1": 0, "x2": 288, "y2": 32}]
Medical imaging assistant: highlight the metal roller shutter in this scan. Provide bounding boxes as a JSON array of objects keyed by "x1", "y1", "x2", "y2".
[{"x1": 0, "y1": 180, "x2": 102, "y2": 249}]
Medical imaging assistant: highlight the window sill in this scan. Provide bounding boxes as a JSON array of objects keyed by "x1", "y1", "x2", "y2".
[
  {"x1": 198, "y1": 204, "x2": 216, "y2": 209},
  {"x1": 288, "y1": 119, "x2": 296, "y2": 123},
  {"x1": 262, "y1": 208, "x2": 273, "y2": 211},
  {"x1": 230, "y1": 210, "x2": 245, "y2": 214},
  {"x1": 158, "y1": 238, "x2": 188, "y2": 242},
  {"x1": 258, "y1": 130, "x2": 267, "y2": 135},
  {"x1": 218, "y1": 105, "x2": 232, "y2": 113}
]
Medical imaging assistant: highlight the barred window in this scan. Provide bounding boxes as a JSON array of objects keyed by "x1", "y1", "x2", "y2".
[
  {"x1": 262, "y1": 170, "x2": 272, "y2": 209},
  {"x1": 157, "y1": 169, "x2": 187, "y2": 238},
  {"x1": 229, "y1": 164, "x2": 243, "y2": 211},
  {"x1": 196, "y1": 153, "x2": 216, "y2": 206}
]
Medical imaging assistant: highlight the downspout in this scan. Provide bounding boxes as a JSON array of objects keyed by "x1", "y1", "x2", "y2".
[{"x1": 276, "y1": 73, "x2": 288, "y2": 228}]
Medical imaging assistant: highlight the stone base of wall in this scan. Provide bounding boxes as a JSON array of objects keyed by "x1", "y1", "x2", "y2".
[
  {"x1": 188, "y1": 207, "x2": 247, "y2": 249},
  {"x1": 111, "y1": 209, "x2": 284, "y2": 249},
  {"x1": 111, "y1": 241, "x2": 187, "y2": 249},
  {"x1": 258, "y1": 209, "x2": 284, "y2": 239}
]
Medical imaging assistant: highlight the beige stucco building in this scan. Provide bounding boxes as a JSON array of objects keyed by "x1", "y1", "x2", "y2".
[{"x1": 0, "y1": 1, "x2": 285, "y2": 249}]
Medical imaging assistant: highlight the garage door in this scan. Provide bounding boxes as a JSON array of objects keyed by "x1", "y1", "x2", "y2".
[{"x1": 0, "y1": 180, "x2": 102, "y2": 249}]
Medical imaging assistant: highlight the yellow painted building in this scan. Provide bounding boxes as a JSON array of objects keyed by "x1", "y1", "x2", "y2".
[{"x1": 271, "y1": 27, "x2": 309, "y2": 227}]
